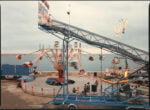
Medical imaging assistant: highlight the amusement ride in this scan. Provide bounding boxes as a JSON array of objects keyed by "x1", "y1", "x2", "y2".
[{"x1": 16, "y1": 0, "x2": 149, "y2": 109}]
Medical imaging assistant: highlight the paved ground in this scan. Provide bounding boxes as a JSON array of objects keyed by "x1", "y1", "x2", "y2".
[
  {"x1": 0, "y1": 75, "x2": 114, "y2": 109},
  {"x1": 24, "y1": 75, "x2": 112, "y2": 95},
  {"x1": 0, "y1": 80, "x2": 125, "y2": 109},
  {"x1": 2, "y1": 75, "x2": 148, "y2": 109}
]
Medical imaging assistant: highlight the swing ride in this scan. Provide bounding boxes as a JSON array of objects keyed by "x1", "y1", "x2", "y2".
[
  {"x1": 15, "y1": 41, "x2": 87, "y2": 85},
  {"x1": 15, "y1": 0, "x2": 149, "y2": 109}
]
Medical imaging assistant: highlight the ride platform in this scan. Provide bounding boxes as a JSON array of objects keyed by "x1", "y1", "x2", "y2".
[{"x1": 52, "y1": 94, "x2": 149, "y2": 108}]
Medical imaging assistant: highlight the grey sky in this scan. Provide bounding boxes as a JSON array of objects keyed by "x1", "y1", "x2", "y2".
[{"x1": 1, "y1": 1, "x2": 149, "y2": 54}]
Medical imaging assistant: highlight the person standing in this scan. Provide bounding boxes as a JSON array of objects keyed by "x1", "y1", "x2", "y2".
[
  {"x1": 72, "y1": 87, "x2": 76, "y2": 94},
  {"x1": 84, "y1": 84, "x2": 87, "y2": 96},
  {"x1": 95, "y1": 79, "x2": 99, "y2": 87},
  {"x1": 87, "y1": 82, "x2": 90, "y2": 93}
]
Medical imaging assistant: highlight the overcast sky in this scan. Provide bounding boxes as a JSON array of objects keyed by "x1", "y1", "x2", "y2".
[{"x1": 1, "y1": 1, "x2": 149, "y2": 54}]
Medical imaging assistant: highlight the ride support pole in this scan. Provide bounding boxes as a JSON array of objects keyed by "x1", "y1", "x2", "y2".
[
  {"x1": 32, "y1": 86, "x2": 34, "y2": 95},
  {"x1": 25, "y1": 85, "x2": 27, "y2": 92},
  {"x1": 21, "y1": 80, "x2": 24, "y2": 87},
  {"x1": 77, "y1": 87, "x2": 80, "y2": 94},
  {"x1": 53, "y1": 88, "x2": 56, "y2": 96},
  {"x1": 41, "y1": 88, "x2": 43, "y2": 96}
]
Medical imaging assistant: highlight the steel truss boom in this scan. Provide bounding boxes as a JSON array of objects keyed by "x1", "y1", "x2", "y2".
[{"x1": 38, "y1": 19, "x2": 149, "y2": 64}]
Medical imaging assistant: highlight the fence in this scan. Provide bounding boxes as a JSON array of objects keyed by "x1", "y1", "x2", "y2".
[
  {"x1": 20, "y1": 74, "x2": 103, "y2": 97},
  {"x1": 20, "y1": 80, "x2": 88, "y2": 97},
  {"x1": 21, "y1": 80, "x2": 56, "y2": 97}
]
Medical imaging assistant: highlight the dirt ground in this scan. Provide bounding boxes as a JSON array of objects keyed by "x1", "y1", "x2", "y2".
[
  {"x1": 0, "y1": 80, "x2": 62, "y2": 109},
  {"x1": 0, "y1": 80, "x2": 126, "y2": 109}
]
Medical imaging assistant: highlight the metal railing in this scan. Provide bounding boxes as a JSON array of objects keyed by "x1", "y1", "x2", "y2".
[{"x1": 21, "y1": 80, "x2": 56, "y2": 97}]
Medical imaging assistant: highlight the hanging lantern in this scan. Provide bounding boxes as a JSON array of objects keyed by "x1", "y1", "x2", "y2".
[
  {"x1": 89, "y1": 56, "x2": 94, "y2": 61},
  {"x1": 23, "y1": 61, "x2": 33, "y2": 68},
  {"x1": 112, "y1": 57, "x2": 120, "y2": 64},
  {"x1": 74, "y1": 66, "x2": 78, "y2": 70},
  {"x1": 39, "y1": 56, "x2": 42, "y2": 60},
  {"x1": 80, "y1": 69, "x2": 85, "y2": 73},
  {"x1": 79, "y1": 69, "x2": 86, "y2": 75},
  {"x1": 16, "y1": 55, "x2": 22, "y2": 60}
]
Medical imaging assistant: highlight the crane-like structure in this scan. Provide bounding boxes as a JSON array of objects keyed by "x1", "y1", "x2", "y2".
[{"x1": 39, "y1": 19, "x2": 148, "y2": 65}]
